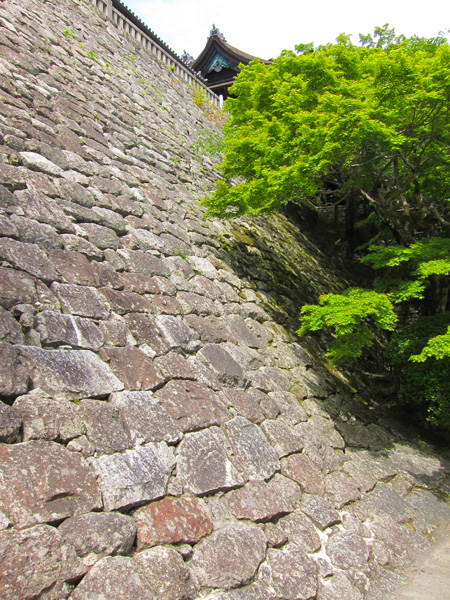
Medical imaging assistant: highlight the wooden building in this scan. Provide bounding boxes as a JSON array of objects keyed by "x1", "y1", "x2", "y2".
[{"x1": 189, "y1": 26, "x2": 270, "y2": 99}]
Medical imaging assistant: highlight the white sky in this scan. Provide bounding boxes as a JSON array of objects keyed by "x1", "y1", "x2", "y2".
[{"x1": 122, "y1": 0, "x2": 449, "y2": 60}]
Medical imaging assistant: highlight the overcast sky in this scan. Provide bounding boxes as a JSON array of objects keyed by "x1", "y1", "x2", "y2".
[{"x1": 122, "y1": 0, "x2": 449, "y2": 60}]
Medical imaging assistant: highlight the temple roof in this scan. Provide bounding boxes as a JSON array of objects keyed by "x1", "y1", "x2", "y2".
[{"x1": 191, "y1": 26, "x2": 270, "y2": 97}]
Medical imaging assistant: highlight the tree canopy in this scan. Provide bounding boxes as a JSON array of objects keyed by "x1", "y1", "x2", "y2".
[{"x1": 203, "y1": 27, "x2": 450, "y2": 429}]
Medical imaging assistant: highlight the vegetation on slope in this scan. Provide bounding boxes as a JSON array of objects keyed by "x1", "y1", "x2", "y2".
[{"x1": 203, "y1": 25, "x2": 450, "y2": 429}]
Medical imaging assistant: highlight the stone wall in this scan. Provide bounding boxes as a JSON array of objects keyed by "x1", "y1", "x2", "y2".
[{"x1": 0, "y1": 1, "x2": 450, "y2": 599}]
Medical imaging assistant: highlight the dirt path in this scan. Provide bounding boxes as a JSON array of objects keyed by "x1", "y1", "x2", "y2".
[{"x1": 389, "y1": 524, "x2": 450, "y2": 599}]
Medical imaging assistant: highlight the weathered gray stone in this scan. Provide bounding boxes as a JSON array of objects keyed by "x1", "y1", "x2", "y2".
[
  {"x1": 20, "y1": 151, "x2": 64, "y2": 176},
  {"x1": 187, "y1": 255, "x2": 218, "y2": 279},
  {"x1": 101, "y1": 346, "x2": 165, "y2": 391},
  {"x1": 248, "y1": 366, "x2": 292, "y2": 392},
  {"x1": 155, "y1": 380, "x2": 229, "y2": 432},
  {"x1": 134, "y1": 546, "x2": 199, "y2": 600},
  {"x1": 13, "y1": 391, "x2": 84, "y2": 442},
  {"x1": 58, "y1": 512, "x2": 137, "y2": 566},
  {"x1": 191, "y1": 525, "x2": 267, "y2": 589},
  {"x1": 276, "y1": 509, "x2": 322, "y2": 553},
  {"x1": 406, "y1": 489, "x2": 450, "y2": 531},
  {"x1": 0, "y1": 440, "x2": 102, "y2": 528},
  {"x1": 352, "y1": 482, "x2": 415, "y2": 523},
  {"x1": 222, "y1": 388, "x2": 267, "y2": 423},
  {"x1": 258, "y1": 544, "x2": 318, "y2": 600},
  {"x1": 155, "y1": 314, "x2": 200, "y2": 352},
  {"x1": 389, "y1": 446, "x2": 444, "y2": 489},
  {"x1": 300, "y1": 494, "x2": 341, "y2": 531},
  {"x1": 342, "y1": 455, "x2": 377, "y2": 493},
  {"x1": 89, "y1": 442, "x2": 174, "y2": 511},
  {"x1": 153, "y1": 352, "x2": 198, "y2": 381},
  {"x1": 77, "y1": 399, "x2": 130, "y2": 455},
  {"x1": 324, "y1": 471, "x2": 361, "y2": 509},
  {"x1": 222, "y1": 341, "x2": 264, "y2": 370},
  {"x1": 202, "y1": 583, "x2": 278, "y2": 600},
  {"x1": 0, "y1": 524, "x2": 86, "y2": 600},
  {"x1": 0, "y1": 344, "x2": 28, "y2": 397},
  {"x1": 100, "y1": 286, "x2": 152, "y2": 314},
  {"x1": 318, "y1": 573, "x2": 363, "y2": 600},
  {"x1": 1, "y1": 231, "x2": 57, "y2": 280},
  {"x1": 177, "y1": 427, "x2": 246, "y2": 495},
  {"x1": 261, "y1": 419, "x2": 305, "y2": 457},
  {"x1": 124, "y1": 313, "x2": 171, "y2": 353},
  {"x1": 0, "y1": 267, "x2": 38, "y2": 310},
  {"x1": 223, "y1": 314, "x2": 266, "y2": 348},
  {"x1": 124, "y1": 249, "x2": 170, "y2": 276},
  {"x1": 134, "y1": 494, "x2": 212, "y2": 549},
  {"x1": 184, "y1": 314, "x2": 236, "y2": 344},
  {"x1": 197, "y1": 343, "x2": 247, "y2": 388},
  {"x1": 345, "y1": 448, "x2": 399, "y2": 481},
  {"x1": 0, "y1": 305, "x2": 23, "y2": 343},
  {"x1": 327, "y1": 531, "x2": 370, "y2": 571},
  {"x1": 223, "y1": 416, "x2": 280, "y2": 481},
  {"x1": 280, "y1": 453, "x2": 325, "y2": 495},
  {"x1": 223, "y1": 474, "x2": 301, "y2": 522},
  {"x1": 336, "y1": 421, "x2": 393, "y2": 451},
  {"x1": 51, "y1": 282, "x2": 108, "y2": 317},
  {"x1": 36, "y1": 310, "x2": 104, "y2": 351},
  {"x1": 49, "y1": 251, "x2": 100, "y2": 287},
  {"x1": 71, "y1": 556, "x2": 158, "y2": 600},
  {"x1": 18, "y1": 347, "x2": 123, "y2": 399},
  {"x1": 268, "y1": 392, "x2": 308, "y2": 426},
  {"x1": 295, "y1": 415, "x2": 345, "y2": 450},
  {"x1": 0, "y1": 401, "x2": 22, "y2": 443},
  {"x1": 110, "y1": 390, "x2": 181, "y2": 445}
]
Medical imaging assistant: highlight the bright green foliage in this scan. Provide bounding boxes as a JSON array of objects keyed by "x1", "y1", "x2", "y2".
[
  {"x1": 203, "y1": 26, "x2": 450, "y2": 428},
  {"x1": 203, "y1": 29, "x2": 450, "y2": 244},
  {"x1": 298, "y1": 288, "x2": 396, "y2": 364},
  {"x1": 386, "y1": 314, "x2": 450, "y2": 428}
]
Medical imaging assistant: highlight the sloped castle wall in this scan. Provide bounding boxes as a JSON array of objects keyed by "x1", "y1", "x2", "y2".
[{"x1": 0, "y1": 1, "x2": 450, "y2": 599}]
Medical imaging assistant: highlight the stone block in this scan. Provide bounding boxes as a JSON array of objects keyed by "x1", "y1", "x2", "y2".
[
  {"x1": 324, "y1": 470, "x2": 361, "y2": 509},
  {"x1": 155, "y1": 380, "x2": 229, "y2": 432},
  {"x1": 222, "y1": 388, "x2": 267, "y2": 423},
  {"x1": 300, "y1": 494, "x2": 341, "y2": 531},
  {"x1": 0, "y1": 343, "x2": 29, "y2": 398},
  {"x1": 191, "y1": 525, "x2": 267, "y2": 590},
  {"x1": 258, "y1": 544, "x2": 318, "y2": 600},
  {"x1": 0, "y1": 401, "x2": 22, "y2": 443},
  {"x1": 100, "y1": 346, "x2": 164, "y2": 391},
  {"x1": 0, "y1": 305, "x2": 24, "y2": 343},
  {"x1": 134, "y1": 495, "x2": 212, "y2": 549},
  {"x1": 153, "y1": 352, "x2": 197, "y2": 381},
  {"x1": 18, "y1": 347, "x2": 123, "y2": 399},
  {"x1": 197, "y1": 343, "x2": 247, "y2": 388},
  {"x1": 134, "y1": 546, "x2": 199, "y2": 600},
  {"x1": 223, "y1": 474, "x2": 301, "y2": 522},
  {"x1": 327, "y1": 531, "x2": 370, "y2": 571},
  {"x1": 58, "y1": 512, "x2": 137, "y2": 565},
  {"x1": 100, "y1": 287, "x2": 152, "y2": 314},
  {"x1": 0, "y1": 266, "x2": 37, "y2": 309},
  {"x1": 184, "y1": 314, "x2": 236, "y2": 344},
  {"x1": 110, "y1": 390, "x2": 181, "y2": 445},
  {"x1": 280, "y1": 453, "x2": 325, "y2": 495},
  {"x1": 155, "y1": 314, "x2": 200, "y2": 352},
  {"x1": 70, "y1": 556, "x2": 158, "y2": 600},
  {"x1": 261, "y1": 419, "x2": 305, "y2": 457},
  {"x1": 124, "y1": 313, "x2": 171, "y2": 353},
  {"x1": 77, "y1": 399, "x2": 130, "y2": 455},
  {"x1": 49, "y1": 250, "x2": 100, "y2": 286},
  {"x1": 0, "y1": 524, "x2": 86, "y2": 600},
  {"x1": 223, "y1": 416, "x2": 280, "y2": 481},
  {"x1": 0, "y1": 440, "x2": 102, "y2": 528},
  {"x1": 0, "y1": 238, "x2": 58, "y2": 281},
  {"x1": 177, "y1": 427, "x2": 246, "y2": 495},
  {"x1": 51, "y1": 282, "x2": 108, "y2": 317},
  {"x1": 223, "y1": 314, "x2": 266, "y2": 348},
  {"x1": 36, "y1": 310, "x2": 104, "y2": 351},
  {"x1": 276, "y1": 509, "x2": 322, "y2": 553},
  {"x1": 13, "y1": 391, "x2": 84, "y2": 442},
  {"x1": 89, "y1": 442, "x2": 174, "y2": 511}
]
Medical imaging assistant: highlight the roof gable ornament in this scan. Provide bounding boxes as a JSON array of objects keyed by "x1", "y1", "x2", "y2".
[{"x1": 209, "y1": 24, "x2": 226, "y2": 42}]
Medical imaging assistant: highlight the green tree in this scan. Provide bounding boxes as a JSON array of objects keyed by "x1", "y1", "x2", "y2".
[{"x1": 203, "y1": 27, "x2": 450, "y2": 428}]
